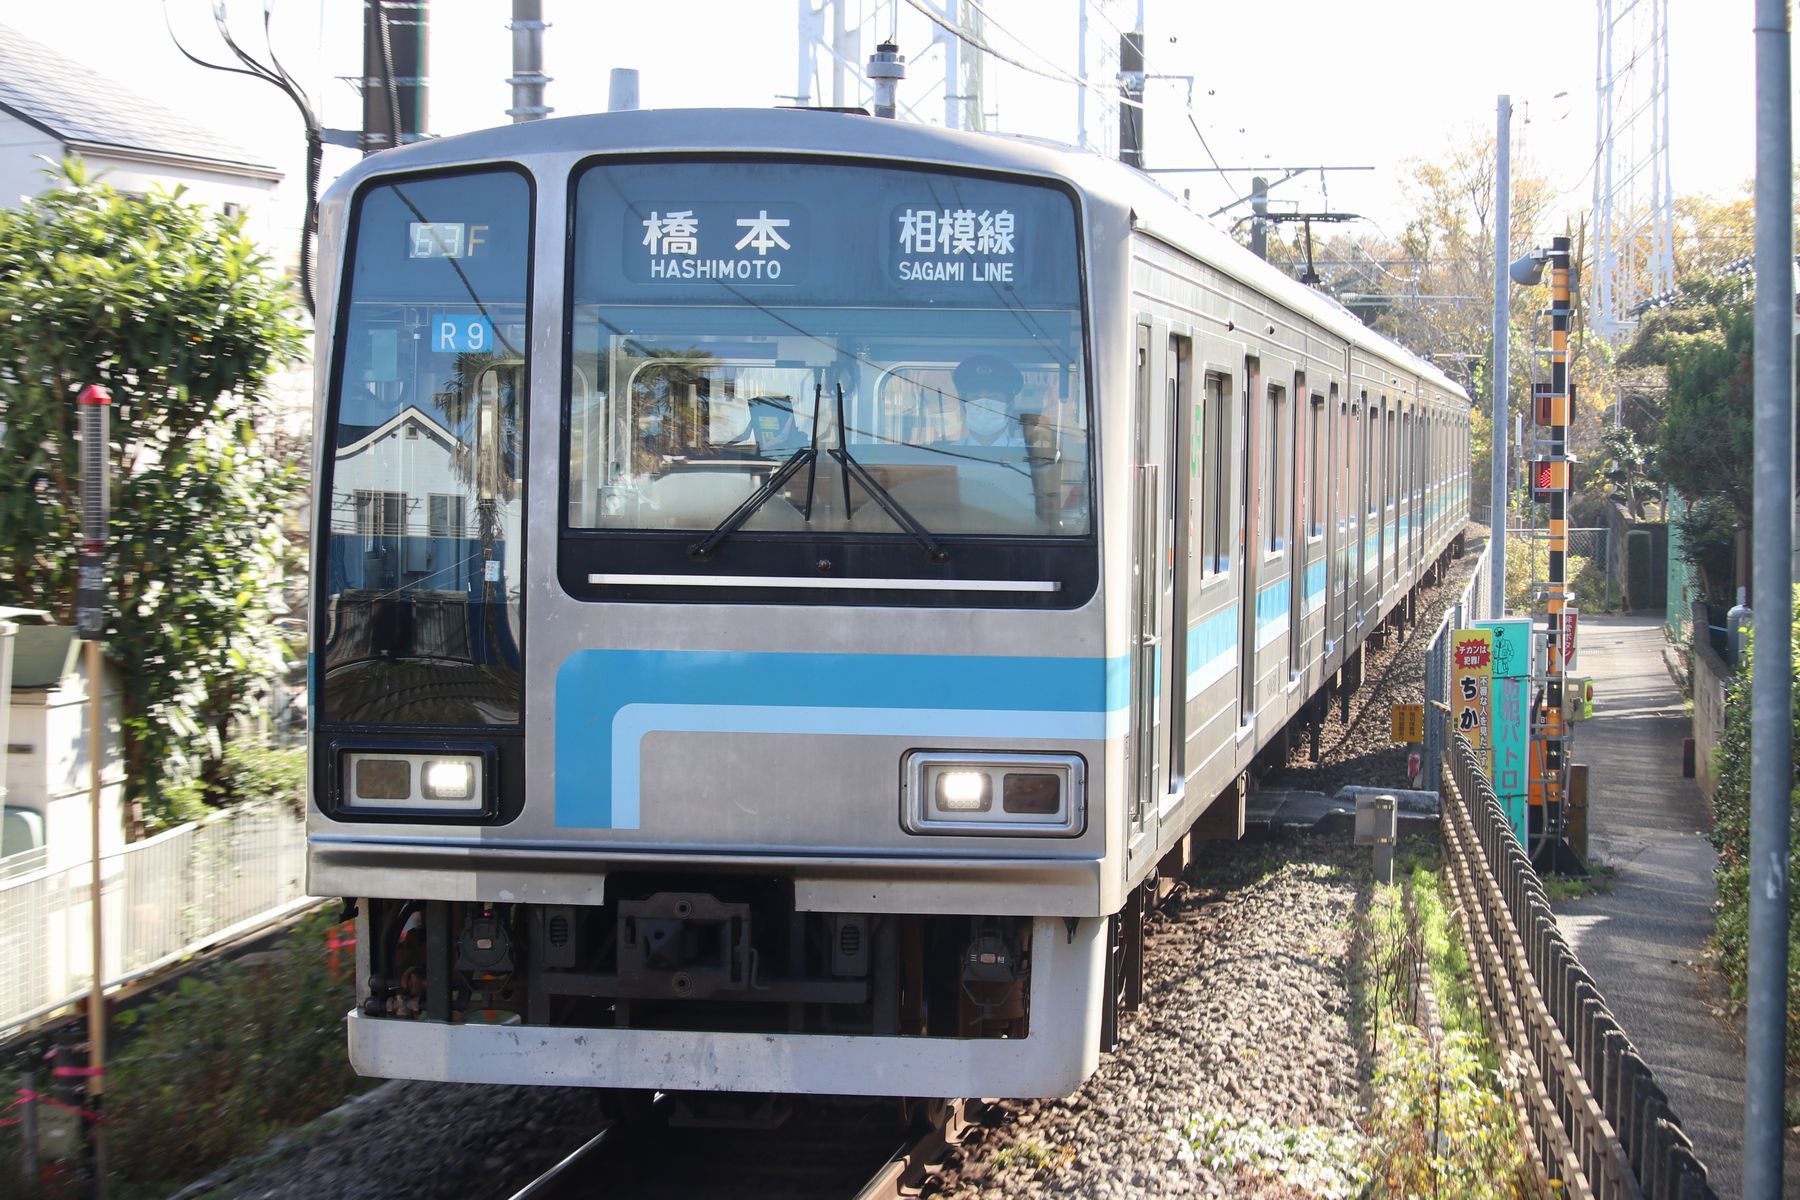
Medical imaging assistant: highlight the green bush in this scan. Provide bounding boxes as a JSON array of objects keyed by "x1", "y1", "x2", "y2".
[
  {"x1": 1707, "y1": 585, "x2": 1800, "y2": 1066},
  {"x1": 218, "y1": 743, "x2": 306, "y2": 813},
  {"x1": 1504, "y1": 541, "x2": 1610, "y2": 614},
  {"x1": 149, "y1": 743, "x2": 306, "y2": 832},
  {"x1": 103, "y1": 910, "x2": 361, "y2": 1195}
]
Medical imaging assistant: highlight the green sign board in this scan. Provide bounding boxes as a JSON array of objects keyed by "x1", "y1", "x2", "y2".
[{"x1": 1477, "y1": 618, "x2": 1533, "y2": 843}]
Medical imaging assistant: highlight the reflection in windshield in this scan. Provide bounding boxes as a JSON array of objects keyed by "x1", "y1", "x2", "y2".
[
  {"x1": 321, "y1": 170, "x2": 529, "y2": 727},
  {"x1": 566, "y1": 161, "x2": 1091, "y2": 543},
  {"x1": 570, "y1": 343, "x2": 1088, "y2": 537}
]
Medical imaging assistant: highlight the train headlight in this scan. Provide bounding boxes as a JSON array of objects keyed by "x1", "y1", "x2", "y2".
[
  {"x1": 339, "y1": 748, "x2": 490, "y2": 816},
  {"x1": 421, "y1": 759, "x2": 476, "y2": 801},
  {"x1": 903, "y1": 752, "x2": 1085, "y2": 836},
  {"x1": 935, "y1": 770, "x2": 991, "y2": 812}
]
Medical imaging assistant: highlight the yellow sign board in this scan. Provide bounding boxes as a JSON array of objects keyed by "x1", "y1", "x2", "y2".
[
  {"x1": 1451, "y1": 627, "x2": 1495, "y2": 765},
  {"x1": 1390, "y1": 703, "x2": 1425, "y2": 744}
]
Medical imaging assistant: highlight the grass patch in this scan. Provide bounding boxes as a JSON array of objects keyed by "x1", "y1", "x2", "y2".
[
  {"x1": 990, "y1": 1138, "x2": 1073, "y2": 1174},
  {"x1": 1543, "y1": 861, "x2": 1618, "y2": 903},
  {"x1": 1357, "y1": 855, "x2": 1533, "y2": 1198},
  {"x1": 1166, "y1": 1111, "x2": 1368, "y2": 1199}
]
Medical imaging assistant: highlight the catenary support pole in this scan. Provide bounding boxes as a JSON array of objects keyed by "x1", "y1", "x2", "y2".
[
  {"x1": 508, "y1": 0, "x2": 551, "y2": 123},
  {"x1": 1743, "y1": 0, "x2": 1793, "y2": 1192},
  {"x1": 1490, "y1": 95, "x2": 1511, "y2": 616}
]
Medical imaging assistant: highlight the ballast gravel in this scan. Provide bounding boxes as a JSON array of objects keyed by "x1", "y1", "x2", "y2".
[
  {"x1": 935, "y1": 838, "x2": 1371, "y2": 1200},
  {"x1": 189, "y1": 535, "x2": 1484, "y2": 1200},
  {"x1": 935, "y1": 532, "x2": 1486, "y2": 1200}
]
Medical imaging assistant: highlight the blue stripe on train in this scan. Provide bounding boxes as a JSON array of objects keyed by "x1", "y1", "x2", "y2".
[{"x1": 555, "y1": 650, "x2": 1129, "y2": 829}]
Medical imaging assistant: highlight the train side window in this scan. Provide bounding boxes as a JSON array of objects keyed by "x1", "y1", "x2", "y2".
[
  {"x1": 1364, "y1": 397, "x2": 1377, "y2": 520},
  {"x1": 1265, "y1": 383, "x2": 1287, "y2": 555},
  {"x1": 1308, "y1": 393, "x2": 1326, "y2": 539},
  {"x1": 1337, "y1": 396, "x2": 1349, "y2": 532},
  {"x1": 1383, "y1": 402, "x2": 1395, "y2": 511},
  {"x1": 1204, "y1": 372, "x2": 1230, "y2": 576}
]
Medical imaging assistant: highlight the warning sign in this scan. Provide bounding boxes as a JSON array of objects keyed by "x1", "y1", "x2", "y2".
[{"x1": 1390, "y1": 703, "x2": 1425, "y2": 744}]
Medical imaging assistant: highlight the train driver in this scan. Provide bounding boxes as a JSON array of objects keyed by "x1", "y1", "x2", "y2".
[{"x1": 946, "y1": 353, "x2": 1028, "y2": 448}]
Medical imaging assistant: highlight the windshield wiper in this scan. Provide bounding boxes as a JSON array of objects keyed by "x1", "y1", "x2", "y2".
[
  {"x1": 828, "y1": 383, "x2": 949, "y2": 564},
  {"x1": 688, "y1": 385, "x2": 825, "y2": 561}
]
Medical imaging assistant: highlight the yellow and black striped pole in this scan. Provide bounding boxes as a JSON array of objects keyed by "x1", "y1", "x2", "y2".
[{"x1": 1535, "y1": 235, "x2": 1573, "y2": 866}]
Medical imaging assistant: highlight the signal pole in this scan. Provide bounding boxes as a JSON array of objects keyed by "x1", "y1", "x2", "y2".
[
  {"x1": 1531, "y1": 236, "x2": 1579, "y2": 874},
  {"x1": 76, "y1": 382, "x2": 110, "y2": 1197}
]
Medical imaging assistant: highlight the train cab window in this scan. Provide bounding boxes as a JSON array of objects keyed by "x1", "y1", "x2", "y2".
[
  {"x1": 1203, "y1": 372, "x2": 1230, "y2": 575},
  {"x1": 561, "y1": 159, "x2": 1092, "y2": 603},
  {"x1": 319, "y1": 167, "x2": 531, "y2": 727}
]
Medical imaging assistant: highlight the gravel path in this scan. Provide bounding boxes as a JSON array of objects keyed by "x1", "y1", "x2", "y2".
[{"x1": 181, "y1": 533, "x2": 1484, "y2": 1200}]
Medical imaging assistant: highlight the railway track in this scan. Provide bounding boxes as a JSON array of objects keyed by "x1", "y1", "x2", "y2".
[{"x1": 502, "y1": 1095, "x2": 989, "y2": 1200}]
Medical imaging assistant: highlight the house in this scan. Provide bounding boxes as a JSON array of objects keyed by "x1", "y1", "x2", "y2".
[
  {"x1": 0, "y1": 22, "x2": 282, "y2": 245},
  {"x1": 1, "y1": 625, "x2": 125, "y2": 875}
]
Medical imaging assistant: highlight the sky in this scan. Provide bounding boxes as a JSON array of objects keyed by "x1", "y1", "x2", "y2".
[{"x1": 0, "y1": 0, "x2": 1780, "y2": 268}]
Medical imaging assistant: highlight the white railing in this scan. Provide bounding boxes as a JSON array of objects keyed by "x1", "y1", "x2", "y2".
[{"x1": 0, "y1": 802, "x2": 312, "y2": 1037}]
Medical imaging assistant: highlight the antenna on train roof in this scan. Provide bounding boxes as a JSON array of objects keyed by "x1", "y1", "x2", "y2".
[{"x1": 867, "y1": 41, "x2": 905, "y2": 119}]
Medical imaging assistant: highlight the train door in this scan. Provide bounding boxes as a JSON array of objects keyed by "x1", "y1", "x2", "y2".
[
  {"x1": 1333, "y1": 392, "x2": 1349, "y2": 655},
  {"x1": 1126, "y1": 322, "x2": 1169, "y2": 866},
  {"x1": 1286, "y1": 372, "x2": 1305, "y2": 678},
  {"x1": 1237, "y1": 356, "x2": 1259, "y2": 726},
  {"x1": 1164, "y1": 335, "x2": 1192, "y2": 801}
]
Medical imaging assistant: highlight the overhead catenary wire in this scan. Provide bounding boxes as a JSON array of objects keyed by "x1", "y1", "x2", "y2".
[
  {"x1": 161, "y1": 0, "x2": 323, "y2": 316},
  {"x1": 900, "y1": 0, "x2": 1087, "y2": 88}
]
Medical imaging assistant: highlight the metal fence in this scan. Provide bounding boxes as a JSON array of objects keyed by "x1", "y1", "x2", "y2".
[
  {"x1": 0, "y1": 802, "x2": 311, "y2": 1038},
  {"x1": 1422, "y1": 540, "x2": 1716, "y2": 1198}
]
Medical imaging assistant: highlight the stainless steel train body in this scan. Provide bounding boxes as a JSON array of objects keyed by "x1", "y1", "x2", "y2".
[{"x1": 306, "y1": 109, "x2": 1470, "y2": 1100}]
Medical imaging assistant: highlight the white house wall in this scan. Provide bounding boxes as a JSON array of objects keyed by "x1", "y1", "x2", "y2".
[
  {"x1": 78, "y1": 150, "x2": 279, "y2": 252},
  {"x1": 0, "y1": 110, "x2": 62, "y2": 205}
]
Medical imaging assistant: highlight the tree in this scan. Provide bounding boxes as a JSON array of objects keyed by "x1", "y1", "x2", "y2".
[
  {"x1": 1619, "y1": 272, "x2": 1756, "y2": 602},
  {"x1": 0, "y1": 161, "x2": 304, "y2": 828}
]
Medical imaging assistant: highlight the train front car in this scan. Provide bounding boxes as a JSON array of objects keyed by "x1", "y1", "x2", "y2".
[{"x1": 307, "y1": 111, "x2": 1130, "y2": 1100}]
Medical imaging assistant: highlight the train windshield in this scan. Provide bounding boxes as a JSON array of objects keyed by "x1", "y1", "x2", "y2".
[
  {"x1": 565, "y1": 161, "x2": 1090, "y2": 543},
  {"x1": 318, "y1": 168, "x2": 530, "y2": 726}
]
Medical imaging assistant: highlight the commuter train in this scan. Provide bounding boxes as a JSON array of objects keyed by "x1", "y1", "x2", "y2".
[{"x1": 307, "y1": 108, "x2": 1469, "y2": 1101}]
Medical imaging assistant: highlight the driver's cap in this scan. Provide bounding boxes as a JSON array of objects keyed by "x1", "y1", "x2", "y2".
[{"x1": 953, "y1": 354, "x2": 1023, "y2": 399}]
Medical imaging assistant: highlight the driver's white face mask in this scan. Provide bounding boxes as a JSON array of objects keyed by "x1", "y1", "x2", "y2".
[{"x1": 963, "y1": 399, "x2": 1011, "y2": 439}]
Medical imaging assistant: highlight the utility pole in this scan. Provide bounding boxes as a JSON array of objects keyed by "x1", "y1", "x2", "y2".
[
  {"x1": 1490, "y1": 95, "x2": 1512, "y2": 614},
  {"x1": 1117, "y1": 29, "x2": 1144, "y2": 167},
  {"x1": 1076, "y1": 0, "x2": 1089, "y2": 149},
  {"x1": 507, "y1": 0, "x2": 551, "y2": 123},
  {"x1": 1743, "y1": 0, "x2": 1793, "y2": 1190},
  {"x1": 361, "y1": 0, "x2": 429, "y2": 154},
  {"x1": 1248, "y1": 175, "x2": 1268, "y2": 260}
]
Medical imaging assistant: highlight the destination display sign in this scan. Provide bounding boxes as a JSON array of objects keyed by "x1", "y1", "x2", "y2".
[
  {"x1": 891, "y1": 205, "x2": 1020, "y2": 285},
  {"x1": 573, "y1": 161, "x2": 1078, "y2": 309},
  {"x1": 624, "y1": 202, "x2": 807, "y2": 285}
]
